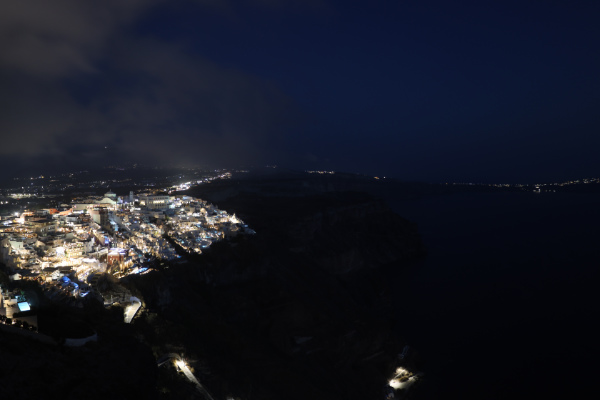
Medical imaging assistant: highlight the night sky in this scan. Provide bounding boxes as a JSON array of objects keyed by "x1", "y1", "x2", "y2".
[{"x1": 1, "y1": 1, "x2": 599, "y2": 183}]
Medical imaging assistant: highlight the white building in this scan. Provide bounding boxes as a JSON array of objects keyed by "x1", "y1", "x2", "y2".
[{"x1": 138, "y1": 194, "x2": 170, "y2": 210}]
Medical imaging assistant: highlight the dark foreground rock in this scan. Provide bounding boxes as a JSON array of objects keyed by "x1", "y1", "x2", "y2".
[{"x1": 0, "y1": 316, "x2": 157, "y2": 400}]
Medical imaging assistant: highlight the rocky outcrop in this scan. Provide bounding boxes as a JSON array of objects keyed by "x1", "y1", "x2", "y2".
[{"x1": 287, "y1": 198, "x2": 425, "y2": 274}]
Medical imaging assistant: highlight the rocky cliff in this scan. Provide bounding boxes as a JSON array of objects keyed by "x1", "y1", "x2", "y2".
[{"x1": 127, "y1": 182, "x2": 426, "y2": 400}]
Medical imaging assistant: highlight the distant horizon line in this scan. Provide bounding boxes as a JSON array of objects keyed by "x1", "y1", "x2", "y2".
[{"x1": 2, "y1": 162, "x2": 600, "y2": 188}]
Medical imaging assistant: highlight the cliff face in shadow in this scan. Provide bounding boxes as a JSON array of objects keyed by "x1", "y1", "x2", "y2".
[
  {"x1": 286, "y1": 197, "x2": 425, "y2": 274},
  {"x1": 129, "y1": 180, "x2": 426, "y2": 400}
]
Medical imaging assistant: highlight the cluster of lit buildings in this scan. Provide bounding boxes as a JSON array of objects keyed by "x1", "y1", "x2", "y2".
[
  {"x1": 166, "y1": 171, "x2": 232, "y2": 193},
  {"x1": 0, "y1": 189, "x2": 252, "y2": 296},
  {"x1": 384, "y1": 346, "x2": 422, "y2": 399},
  {"x1": 448, "y1": 177, "x2": 600, "y2": 189}
]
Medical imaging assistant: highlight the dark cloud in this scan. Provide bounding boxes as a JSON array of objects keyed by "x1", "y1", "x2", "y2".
[
  {"x1": 0, "y1": 0, "x2": 298, "y2": 173},
  {"x1": 90, "y1": 39, "x2": 295, "y2": 166},
  {"x1": 0, "y1": 0, "x2": 159, "y2": 76}
]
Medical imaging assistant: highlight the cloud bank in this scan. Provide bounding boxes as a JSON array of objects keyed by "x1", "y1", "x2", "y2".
[{"x1": 0, "y1": 0, "x2": 296, "y2": 173}]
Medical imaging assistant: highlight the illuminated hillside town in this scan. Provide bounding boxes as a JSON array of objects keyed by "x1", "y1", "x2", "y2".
[{"x1": 0, "y1": 186, "x2": 253, "y2": 319}]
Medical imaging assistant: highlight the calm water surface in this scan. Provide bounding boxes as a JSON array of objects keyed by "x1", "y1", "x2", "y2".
[{"x1": 388, "y1": 192, "x2": 600, "y2": 399}]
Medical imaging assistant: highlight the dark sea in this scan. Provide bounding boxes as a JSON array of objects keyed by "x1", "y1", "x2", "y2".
[{"x1": 387, "y1": 191, "x2": 600, "y2": 399}]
